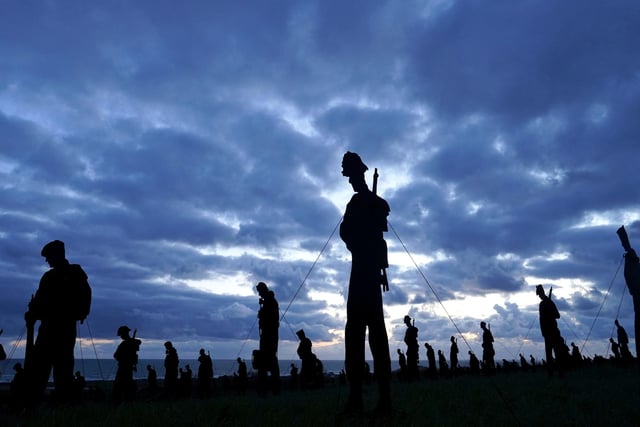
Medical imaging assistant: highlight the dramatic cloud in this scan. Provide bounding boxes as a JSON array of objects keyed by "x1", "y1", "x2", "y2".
[{"x1": 1, "y1": 1, "x2": 639, "y2": 368}]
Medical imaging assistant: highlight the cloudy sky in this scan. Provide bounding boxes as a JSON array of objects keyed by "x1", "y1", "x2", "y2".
[{"x1": 1, "y1": 1, "x2": 639, "y2": 367}]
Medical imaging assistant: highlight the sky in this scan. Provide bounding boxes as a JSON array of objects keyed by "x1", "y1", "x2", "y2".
[{"x1": 1, "y1": 1, "x2": 640, "y2": 369}]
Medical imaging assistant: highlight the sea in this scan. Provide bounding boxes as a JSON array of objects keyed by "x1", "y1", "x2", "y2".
[{"x1": 0, "y1": 359, "x2": 351, "y2": 383}]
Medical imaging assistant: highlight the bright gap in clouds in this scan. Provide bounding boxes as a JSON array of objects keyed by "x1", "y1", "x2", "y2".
[{"x1": 572, "y1": 209, "x2": 640, "y2": 229}]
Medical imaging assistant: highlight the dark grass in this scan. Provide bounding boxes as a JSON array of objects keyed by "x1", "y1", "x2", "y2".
[{"x1": 3, "y1": 364, "x2": 640, "y2": 426}]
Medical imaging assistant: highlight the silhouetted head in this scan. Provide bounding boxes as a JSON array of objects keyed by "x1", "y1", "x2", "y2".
[
  {"x1": 164, "y1": 341, "x2": 173, "y2": 349},
  {"x1": 609, "y1": 338, "x2": 615, "y2": 343},
  {"x1": 117, "y1": 325, "x2": 131, "y2": 337},
  {"x1": 480, "y1": 321, "x2": 486, "y2": 329},
  {"x1": 13, "y1": 362, "x2": 22, "y2": 371},
  {"x1": 256, "y1": 281, "x2": 269, "y2": 297},
  {"x1": 199, "y1": 348, "x2": 206, "y2": 355},
  {"x1": 615, "y1": 319, "x2": 620, "y2": 327},
  {"x1": 403, "y1": 315, "x2": 411, "y2": 325},
  {"x1": 237, "y1": 357, "x2": 242, "y2": 363},
  {"x1": 341, "y1": 152, "x2": 368, "y2": 177},
  {"x1": 41, "y1": 240, "x2": 66, "y2": 267},
  {"x1": 535, "y1": 284, "x2": 546, "y2": 299},
  {"x1": 296, "y1": 329, "x2": 306, "y2": 339},
  {"x1": 450, "y1": 336, "x2": 455, "y2": 343}
]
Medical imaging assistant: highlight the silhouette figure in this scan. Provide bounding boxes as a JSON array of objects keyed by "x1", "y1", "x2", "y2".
[
  {"x1": 614, "y1": 320, "x2": 633, "y2": 360},
  {"x1": 570, "y1": 343, "x2": 582, "y2": 368},
  {"x1": 236, "y1": 357, "x2": 248, "y2": 394},
  {"x1": 197, "y1": 348, "x2": 214, "y2": 398},
  {"x1": 0, "y1": 328, "x2": 6, "y2": 361},
  {"x1": 480, "y1": 321, "x2": 495, "y2": 375},
  {"x1": 180, "y1": 364, "x2": 193, "y2": 396},
  {"x1": 536, "y1": 285, "x2": 566, "y2": 376},
  {"x1": 437, "y1": 350, "x2": 449, "y2": 377},
  {"x1": 403, "y1": 315, "x2": 419, "y2": 381},
  {"x1": 112, "y1": 326, "x2": 141, "y2": 403},
  {"x1": 73, "y1": 370, "x2": 86, "y2": 401},
  {"x1": 289, "y1": 363, "x2": 299, "y2": 389},
  {"x1": 164, "y1": 341, "x2": 179, "y2": 395},
  {"x1": 146, "y1": 365, "x2": 158, "y2": 391},
  {"x1": 468, "y1": 351, "x2": 480, "y2": 374},
  {"x1": 24, "y1": 240, "x2": 92, "y2": 404},
  {"x1": 449, "y1": 336, "x2": 459, "y2": 374},
  {"x1": 296, "y1": 329, "x2": 316, "y2": 388},
  {"x1": 397, "y1": 349, "x2": 407, "y2": 380},
  {"x1": 340, "y1": 152, "x2": 392, "y2": 414},
  {"x1": 519, "y1": 354, "x2": 529, "y2": 372},
  {"x1": 617, "y1": 226, "x2": 640, "y2": 363},
  {"x1": 315, "y1": 357, "x2": 325, "y2": 388},
  {"x1": 529, "y1": 354, "x2": 536, "y2": 369},
  {"x1": 610, "y1": 338, "x2": 621, "y2": 359},
  {"x1": 425, "y1": 342, "x2": 437, "y2": 379},
  {"x1": 256, "y1": 281, "x2": 280, "y2": 395},
  {"x1": 10, "y1": 362, "x2": 29, "y2": 410}
]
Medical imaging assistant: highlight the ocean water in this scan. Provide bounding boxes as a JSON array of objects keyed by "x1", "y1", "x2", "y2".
[{"x1": 0, "y1": 358, "x2": 349, "y2": 383}]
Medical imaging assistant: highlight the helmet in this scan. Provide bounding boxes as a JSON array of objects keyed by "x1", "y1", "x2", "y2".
[
  {"x1": 117, "y1": 325, "x2": 131, "y2": 336},
  {"x1": 341, "y1": 152, "x2": 368, "y2": 177}
]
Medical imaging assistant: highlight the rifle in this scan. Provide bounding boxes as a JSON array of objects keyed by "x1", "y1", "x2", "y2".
[
  {"x1": 372, "y1": 168, "x2": 389, "y2": 292},
  {"x1": 549, "y1": 286, "x2": 553, "y2": 300},
  {"x1": 617, "y1": 226, "x2": 632, "y2": 252}
]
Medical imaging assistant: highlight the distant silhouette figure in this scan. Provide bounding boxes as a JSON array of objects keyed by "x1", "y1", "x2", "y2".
[
  {"x1": 610, "y1": 338, "x2": 621, "y2": 359},
  {"x1": 425, "y1": 342, "x2": 437, "y2": 379},
  {"x1": 24, "y1": 240, "x2": 92, "y2": 404},
  {"x1": 146, "y1": 365, "x2": 158, "y2": 391},
  {"x1": 468, "y1": 351, "x2": 480, "y2": 374},
  {"x1": 570, "y1": 343, "x2": 582, "y2": 368},
  {"x1": 519, "y1": 354, "x2": 529, "y2": 372},
  {"x1": 437, "y1": 350, "x2": 449, "y2": 377},
  {"x1": 0, "y1": 328, "x2": 6, "y2": 361},
  {"x1": 449, "y1": 336, "x2": 459, "y2": 374},
  {"x1": 112, "y1": 325, "x2": 141, "y2": 403},
  {"x1": 197, "y1": 348, "x2": 214, "y2": 398},
  {"x1": 164, "y1": 341, "x2": 179, "y2": 395},
  {"x1": 296, "y1": 329, "x2": 316, "y2": 389},
  {"x1": 289, "y1": 363, "x2": 299, "y2": 389},
  {"x1": 340, "y1": 152, "x2": 392, "y2": 415},
  {"x1": 10, "y1": 362, "x2": 29, "y2": 410},
  {"x1": 73, "y1": 370, "x2": 86, "y2": 401},
  {"x1": 536, "y1": 285, "x2": 566, "y2": 376},
  {"x1": 397, "y1": 349, "x2": 407, "y2": 380},
  {"x1": 315, "y1": 357, "x2": 325, "y2": 388},
  {"x1": 180, "y1": 364, "x2": 193, "y2": 396},
  {"x1": 256, "y1": 281, "x2": 280, "y2": 395},
  {"x1": 617, "y1": 226, "x2": 640, "y2": 361},
  {"x1": 480, "y1": 321, "x2": 495, "y2": 375},
  {"x1": 614, "y1": 320, "x2": 633, "y2": 360},
  {"x1": 236, "y1": 357, "x2": 248, "y2": 394},
  {"x1": 529, "y1": 354, "x2": 536, "y2": 369},
  {"x1": 403, "y1": 316, "x2": 419, "y2": 381}
]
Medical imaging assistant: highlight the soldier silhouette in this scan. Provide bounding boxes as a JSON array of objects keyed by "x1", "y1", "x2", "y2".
[
  {"x1": 610, "y1": 338, "x2": 621, "y2": 359},
  {"x1": 235, "y1": 357, "x2": 248, "y2": 394},
  {"x1": 480, "y1": 321, "x2": 495, "y2": 375},
  {"x1": 617, "y1": 226, "x2": 640, "y2": 361},
  {"x1": 450, "y1": 336, "x2": 459, "y2": 374},
  {"x1": 339, "y1": 152, "x2": 392, "y2": 415},
  {"x1": 403, "y1": 315, "x2": 419, "y2": 381},
  {"x1": 112, "y1": 325, "x2": 141, "y2": 403},
  {"x1": 146, "y1": 365, "x2": 158, "y2": 392},
  {"x1": 289, "y1": 363, "x2": 299, "y2": 389},
  {"x1": 197, "y1": 348, "x2": 214, "y2": 398},
  {"x1": 163, "y1": 341, "x2": 179, "y2": 396},
  {"x1": 536, "y1": 285, "x2": 566, "y2": 376},
  {"x1": 468, "y1": 351, "x2": 480, "y2": 374},
  {"x1": 614, "y1": 320, "x2": 632, "y2": 360},
  {"x1": 437, "y1": 349, "x2": 449, "y2": 377},
  {"x1": 397, "y1": 349, "x2": 407, "y2": 381},
  {"x1": 425, "y1": 342, "x2": 437, "y2": 379},
  {"x1": 296, "y1": 329, "x2": 316, "y2": 389},
  {"x1": 256, "y1": 281, "x2": 280, "y2": 395},
  {"x1": 24, "y1": 240, "x2": 92, "y2": 404}
]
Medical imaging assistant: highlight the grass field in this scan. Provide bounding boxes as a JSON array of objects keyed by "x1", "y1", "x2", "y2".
[{"x1": 3, "y1": 363, "x2": 640, "y2": 426}]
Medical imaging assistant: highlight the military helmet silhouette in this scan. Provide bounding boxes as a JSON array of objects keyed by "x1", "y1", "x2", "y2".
[
  {"x1": 341, "y1": 151, "x2": 368, "y2": 177},
  {"x1": 117, "y1": 325, "x2": 131, "y2": 336},
  {"x1": 41, "y1": 240, "x2": 65, "y2": 258}
]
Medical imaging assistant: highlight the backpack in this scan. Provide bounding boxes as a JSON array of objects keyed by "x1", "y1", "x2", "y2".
[{"x1": 68, "y1": 264, "x2": 92, "y2": 321}]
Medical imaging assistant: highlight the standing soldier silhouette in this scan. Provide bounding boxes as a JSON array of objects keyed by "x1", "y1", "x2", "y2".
[
  {"x1": 480, "y1": 321, "x2": 495, "y2": 375},
  {"x1": 339, "y1": 151, "x2": 392, "y2": 414},
  {"x1": 163, "y1": 341, "x2": 179, "y2": 396},
  {"x1": 536, "y1": 284, "x2": 566, "y2": 376},
  {"x1": 24, "y1": 240, "x2": 92, "y2": 404},
  {"x1": 449, "y1": 336, "x2": 459, "y2": 374},
  {"x1": 403, "y1": 315, "x2": 419, "y2": 381},
  {"x1": 616, "y1": 225, "x2": 640, "y2": 362},
  {"x1": 256, "y1": 281, "x2": 280, "y2": 395},
  {"x1": 112, "y1": 326, "x2": 141, "y2": 403}
]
